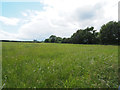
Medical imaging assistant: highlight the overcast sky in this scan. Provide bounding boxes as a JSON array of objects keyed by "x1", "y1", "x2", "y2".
[{"x1": 0, "y1": 0, "x2": 119, "y2": 41}]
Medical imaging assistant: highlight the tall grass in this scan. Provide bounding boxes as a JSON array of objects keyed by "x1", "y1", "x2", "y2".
[{"x1": 2, "y1": 42, "x2": 118, "y2": 88}]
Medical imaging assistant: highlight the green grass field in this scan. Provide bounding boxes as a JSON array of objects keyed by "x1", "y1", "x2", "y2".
[{"x1": 2, "y1": 42, "x2": 118, "y2": 88}]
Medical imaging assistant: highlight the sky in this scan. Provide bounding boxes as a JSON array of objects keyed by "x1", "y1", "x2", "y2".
[{"x1": 0, "y1": 0, "x2": 119, "y2": 41}]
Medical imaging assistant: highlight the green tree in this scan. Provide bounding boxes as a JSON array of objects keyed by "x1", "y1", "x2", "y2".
[
  {"x1": 33, "y1": 39, "x2": 38, "y2": 43},
  {"x1": 44, "y1": 39, "x2": 50, "y2": 43},
  {"x1": 62, "y1": 38, "x2": 67, "y2": 43},
  {"x1": 62, "y1": 38, "x2": 71, "y2": 43},
  {"x1": 49, "y1": 35, "x2": 57, "y2": 43},
  {"x1": 70, "y1": 27, "x2": 99, "y2": 44},
  {"x1": 100, "y1": 21, "x2": 119, "y2": 45},
  {"x1": 56, "y1": 37, "x2": 62, "y2": 43}
]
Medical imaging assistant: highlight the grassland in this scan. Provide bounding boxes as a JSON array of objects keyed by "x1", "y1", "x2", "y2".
[{"x1": 2, "y1": 42, "x2": 118, "y2": 88}]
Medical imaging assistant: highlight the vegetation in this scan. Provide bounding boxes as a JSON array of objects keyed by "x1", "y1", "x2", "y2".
[
  {"x1": 2, "y1": 42, "x2": 118, "y2": 88},
  {"x1": 70, "y1": 27, "x2": 99, "y2": 44},
  {"x1": 0, "y1": 40, "x2": 41, "y2": 43},
  {"x1": 100, "y1": 21, "x2": 119, "y2": 45},
  {"x1": 44, "y1": 21, "x2": 120, "y2": 45},
  {"x1": 45, "y1": 35, "x2": 63, "y2": 43}
]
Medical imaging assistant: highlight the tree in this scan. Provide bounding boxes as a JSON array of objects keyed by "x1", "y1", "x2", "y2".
[
  {"x1": 56, "y1": 37, "x2": 62, "y2": 43},
  {"x1": 44, "y1": 35, "x2": 63, "y2": 43},
  {"x1": 100, "y1": 21, "x2": 119, "y2": 45},
  {"x1": 61, "y1": 38, "x2": 71, "y2": 43},
  {"x1": 70, "y1": 27, "x2": 99, "y2": 44},
  {"x1": 44, "y1": 21, "x2": 119, "y2": 45},
  {"x1": 62, "y1": 38, "x2": 67, "y2": 43},
  {"x1": 71, "y1": 30, "x2": 84, "y2": 44},
  {"x1": 33, "y1": 39, "x2": 38, "y2": 43},
  {"x1": 44, "y1": 39, "x2": 50, "y2": 43},
  {"x1": 49, "y1": 35, "x2": 57, "y2": 43}
]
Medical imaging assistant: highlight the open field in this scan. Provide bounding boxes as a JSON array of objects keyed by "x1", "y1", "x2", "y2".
[{"x1": 2, "y1": 42, "x2": 118, "y2": 88}]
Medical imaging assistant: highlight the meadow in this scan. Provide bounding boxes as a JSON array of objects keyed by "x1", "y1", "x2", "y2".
[{"x1": 2, "y1": 42, "x2": 118, "y2": 88}]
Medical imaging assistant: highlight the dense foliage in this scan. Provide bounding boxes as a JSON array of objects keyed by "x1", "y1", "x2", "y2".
[
  {"x1": 44, "y1": 21, "x2": 120, "y2": 45},
  {"x1": 71, "y1": 27, "x2": 99, "y2": 44},
  {"x1": 100, "y1": 21, "x2": 120, "y2": 45}
]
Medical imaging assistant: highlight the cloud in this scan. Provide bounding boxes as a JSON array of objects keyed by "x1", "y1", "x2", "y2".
[
  {"x1": 73, "y1": 4, "x2": 102, "y2": 21},
  {"x1": 0, "y1": 16, "x2": 20, "y2": 26},
  {"x1": 0, "y1": 0, "x2": 119, "y2": 40},
  {"x1": 17, "y1": 11, "x2": 76, "y2": 40},
  {"x1": 17, "y1": 0, "x2": 105, "y2": 40},
  {"x1": 21, "y1": 12, "x2": 28, "y2": 17},
  {"x1": 0, "y1": 29, "x2": 18, "y2": 40}
]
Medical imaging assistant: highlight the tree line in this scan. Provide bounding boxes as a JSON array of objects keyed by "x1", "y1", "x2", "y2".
[
  {"x1": 44, "y1": 21, "x2": 120, "y2": 45},
  {"x1": 1, "y1": 40, "x2": 41, "y2": 43}
]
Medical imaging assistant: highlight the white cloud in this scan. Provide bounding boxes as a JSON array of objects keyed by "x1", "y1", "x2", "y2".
[
  {"x1": 0, "y1": 29, "x2": 18, "y2": 40},
  {"x1": 0, "y1": 0, "x2": 119, "y2": 40},
  {"x1": 21, "y1": 12, "x2": 28, "y2": 17},
  {"x1": 0, "y1": 16, "x2": 20, "y2": 26}
]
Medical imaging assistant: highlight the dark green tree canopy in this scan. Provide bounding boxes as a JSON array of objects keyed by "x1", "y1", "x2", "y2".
[
  {"x1": 100, "y1": 21, "x2": 119, "y2": 45},
  {"x1": 44, "y1": 21, "x2": 119, "y2": 45},
  {"x1": 44, "y1": 35, "x2": 63, "y2": 43},
  {"x1": 71, "y1": 27, "x2": 99, "y2": 44}
]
